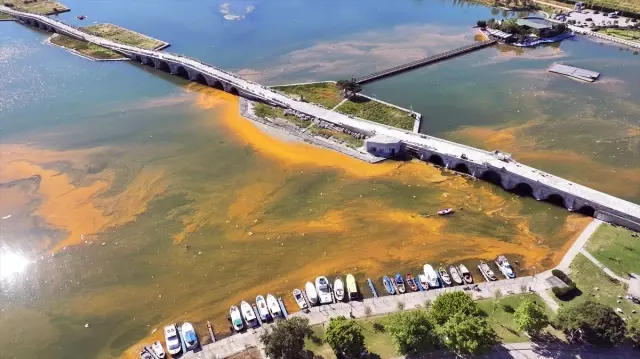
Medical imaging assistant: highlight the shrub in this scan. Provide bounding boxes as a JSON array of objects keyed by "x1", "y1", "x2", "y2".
[{"x1": 551, "y1": 269, "x2": 577, "y2": 298}]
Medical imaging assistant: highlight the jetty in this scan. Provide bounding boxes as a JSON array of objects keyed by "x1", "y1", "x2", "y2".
[
  {"x1": 355, "y1": 40, "x2": 496, "y2": 84},
  {"x1": 548, "y1": 63, "x2": 600, "y2": 82}
]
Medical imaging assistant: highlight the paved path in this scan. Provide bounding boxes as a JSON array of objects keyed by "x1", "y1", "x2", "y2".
[
  {"x1": 579, "y1": 249, "x2": 629, "y2": 284},
  {"x1": 556, "y1": 219, "x2": 602, "y2": 271}
]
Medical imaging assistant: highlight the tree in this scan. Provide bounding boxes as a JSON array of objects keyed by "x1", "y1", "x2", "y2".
[
  {"x1": 430, "y1": 291, "x2": 482, "y2": 326},
  {"x1": 260, "y1": 317, "x2": 313, "y2": 359},
  {"x1": 324, "y1": 316, "x2": 366, "y2": 359},
  {"x1": 477, "y1": 20, "x2": 487, "y2": 28},
  {"x1": 492, "y1": 289, "x2": 503, "y2": 315},
  {"x1": 336, "y1": 78, "x2": 362, "y2": 98},
  {"x1": 555, "y1": 301, "x2": 626, "y2": 347},
  {"x1": 514, "y1": 299, "x2": 550, "y2": 337},
  {"x1": 627, "y1": 317, "x2": 640, "y2": 349},
  {"x1": 385, "y1": 310, "x2": 440, "y2": 355},
  {"x1": 437, "y1": 312, "x2": 497, "y2": 355}
]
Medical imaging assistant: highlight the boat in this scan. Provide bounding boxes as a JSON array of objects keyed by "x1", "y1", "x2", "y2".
[
  {"x1": 382, "y1": 276, "x2": 395, "y2": 294},
  {"x1": 251, "y1": 304, "x2": 261, "y2": 325},
  {"x1": 437, "y1": 208, "x2": 454, "y2": 216},
  {"x1": 278, "y1": 297, "x2": 289, "y2": 318},
  {"x1": 459, "y1": 264, "x2": 473, "y2": 284},
  {"x1": 367, "y1": 278, "x2": 378, "y2": 298},
  {"x1": 230, "y1": 306, "x2": 244, "y2": 332},
  {"x1": 151, "y1": 341, "x2": 166, "y2": 358},
  {"x1": 292, "y1": 289, "x2": 308, "y2": 309},
  {"x1": 76, "y1": 15, "x2": 87, "y2": 20},
  {"x1": 267, "y1": 294, "x2": 282, "y2": 318},
  {"x1": 334, "y1": 277, "x2": 345, "y2": 302},
  {"x1": 177, "y1": 325, "x2": 187, "y2": 354},
  {"x1": 315, "y1": 276, "x2": 333, "y2": 304},
  {"x1": 241, "y1": 301, "x2": 259, "y2": 328},
  {"x1": 418, "y1": 274, "x2": 429, "y2": 290},
  {"x1": 495, "y1": 255, "x2": 516, "y2": 279},
  {"x1": 478, "y1": 261, "x2": 497, "y2": 281},
  {"x1": 438, "y1": 267, "x2": 452, "y2": 286},
  {"x1": 140, "y1": 349, "x2": 154, "y2": 359},
  {"x1": 256, "y1": 295, "x2": 271, "y2": 321},
  {"x1": 406, "y1": 274, "x2": 418, "y2": 291},
  {"x1": 423, "y1": 264, "x2": 440, "y2": 288},
  {"x1": 394, "y1": 273, "x2": 406, "y2": 294},
  {"x1": 305, "y1": 281, "x2": 319, "y2": 306},
  {"x1": 449, "y1": 266, "x2": 463, "y2": 285},
  {"x1": 163, "y1": 324, "x2": 181, "y2": 356},
  {"x1": 346, "y1": 274, "x2": 358, "y2": 300},
  {"x1": 207, "y1": 320, "x2": 216, "y2": 343},
  {"x1": 181, "y1": 322, "x2": 199, "y2": 351}
]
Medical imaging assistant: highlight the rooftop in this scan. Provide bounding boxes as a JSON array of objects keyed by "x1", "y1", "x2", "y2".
[
  {"x1": 516, "y1": 18, "x2": 552, "y2": 30},
  {"x1": 485, "y1": 28, "x2": 513, "y2": 39}
]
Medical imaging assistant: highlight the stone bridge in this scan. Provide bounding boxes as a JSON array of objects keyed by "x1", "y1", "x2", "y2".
[{"x1": 3, "y1": 6, "x2": 640, "y2": 231}]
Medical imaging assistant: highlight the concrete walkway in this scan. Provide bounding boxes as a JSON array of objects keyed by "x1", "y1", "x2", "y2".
[
  {"x1": 556, "y1": 219, "x2": 602, "y2": 271},
  {"x1": 579, "y1": 249, "x2": 629, "y2": 284}
]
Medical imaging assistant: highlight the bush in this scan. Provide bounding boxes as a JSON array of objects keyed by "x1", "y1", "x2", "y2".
[
  {"x1": 477, "y1": 20, "x2": 487, "y2": 28},
  {"x1": 551, "y1": 269, "x2": 577, "y2": 298}
]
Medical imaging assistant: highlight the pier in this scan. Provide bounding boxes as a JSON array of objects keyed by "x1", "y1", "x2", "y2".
[
  {"x1": 355, "y1": 40, "x2": 496, "y2": 84},
  {"x1": 3, "y1": 6, "x2": 640, "y2": 231}
]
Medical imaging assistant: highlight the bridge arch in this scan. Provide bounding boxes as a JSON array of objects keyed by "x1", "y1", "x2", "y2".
[
  {"x1": 452, "y1": 162, "x2": 470, "y2": 174},
  {"x1": 545, "y1": 193, "x2": 567, "y2": 209},
  {"x1": 155, "y1": 60, "x2": 170, "y2": 72},
  {"x1": 131, "y1": 55, "x2": 142, "y2": 63},
  {"x1": 193, "y1": 73, "x2": 208, "y2": 86},
  {"x1": 174, "y1": 66, "x2": 189, "y2": 79},
  {"x1": 479, "y1": 169, "x2": 503, "y2": 186},
  {"x1": 576, "y1": 205, "x2": 595, "y2": 217},
  {"x1": 427, "y1": 154, "x2": 445, "y2": 167},
  {"x1": 229, "y1": 86, "x2": 240, "y2": 96},
  {"x1": 211, "y1": 80, "x2": 224, "y2": 91},
  {"x1": 511, "y1": 182, "x2": 534, "y2": 197}
]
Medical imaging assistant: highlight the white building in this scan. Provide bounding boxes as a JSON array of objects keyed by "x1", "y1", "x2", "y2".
[{"x1": 365, "y1": 135, "x2": 403, "y2": 158}]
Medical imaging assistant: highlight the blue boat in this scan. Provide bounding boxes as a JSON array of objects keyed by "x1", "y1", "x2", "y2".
[
  {"x1": 394, "y1": 274, "x2": 406, "y2": 294},
  {"x1": 367, "y1": 278, "x2": 378, "y2": 298},
  {"x1": 278, "y1": 297, "x2": 289, "y2": 319},
  {"x1": 382, "y1": 276, "x2": 395, "y2": 295},
  {"x1": 415, "y1": 274, "x2": 424, "y2": 292}
]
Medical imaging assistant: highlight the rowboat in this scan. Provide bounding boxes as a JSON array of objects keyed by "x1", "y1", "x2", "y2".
[
  {"x1": 449, "y1": 266, "x2": 463, "y2": 285},
  {"x1": 406, "y1": 274, "x2": 418, "y2": 291},
  {"x1": 495, "y1": 255, "x2": 516, "y2": 279},
  {"x1": 478, "y1": 261, "x2": 497, "y2": 281},
  {"x1": 367, "y1": 278, "x2": 378, "y2": 298},
  {"x1": 293, "y1": 289, "x2": 308, "y2": 309},
  {"x1": 437, "y1": 208, "x2": 454, "y2": 215},
  {"x1": 346, "y1": 274, "x2": 358, "y2": 300},
  {"x1": 382, "y1": 276, "x2": 395, "y2": 294},
  {"x1": 334, "y1": 277, "x2": 345, "y2": 302},
  {"x1": 438, "y1": 267, "x2": 452, "y2": 286},
  {"x1": 394, "y1": 273, "x2": 406, "y2": 294},
  {"x1": 305, "y1": 281, "x2": 319, "y2": 306},
  {"x1": 458, "y1": 264, "x2": 473, "y2": 284}
]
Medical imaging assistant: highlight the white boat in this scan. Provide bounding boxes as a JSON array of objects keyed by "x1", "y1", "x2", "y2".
[
  {"x1": 181, "y1": 322, "x2": 199, "y2": 350},
  {"x1": 346, "y1": 274, "x2": 358, "y2": 300},
  {"x1": 418, "y1": 274, "x2": 430, "y2": 290},
  {"x1": 230, "y1": 306, "x2": 244, "y2": 331},
  {"x1": 449, "y1": 266, "x2": 463, "y2": 285},
  {"x1": 437, "y1": 208, "x2": 454, "y2": 215},
  {"x1": 478, "y1": 261, "x2": 497, "y2": 281},
  {"x1": 459, "y1": 264, "x2": 473, "y2": 284},
  {"x1": 256, "y1": 295, "x2": 271, "y2": 321},
  {"x1": 334, "y1": 277, "x2": 345, "y2": 302},
  {"x1": 140, "y1": 349, "x2": 154, "y2": 359},
  {"x1": 292, "y1": 288, "x2": 308, "y2": 309},
  {"x1": 495, "y1": 255, "x2": 516, "y2": 279},
  {"x1": 315, "y1": 276, "x2": 333, "y2": 304},
  {"x1": 151, "y1": 341, "x2": 166, "y2": 359},
  {"x1": 423, "y1": 264, "x2": 440, "y2": 288},
  {"x1": 266, "y1": 294, "x2": 282, "y2": 318},
  {"x1": 305, "y1": 281, "x2": 319, "y2": 306},
  {"x1": 163, "y1": 324, "x2": 181, "y2": 356},
  {"x1": 241, "y1": 301, "x2": 259, "y2": 327},
  {"x1": 438, "y1": 267, "x2": 452, "y2": 286}
]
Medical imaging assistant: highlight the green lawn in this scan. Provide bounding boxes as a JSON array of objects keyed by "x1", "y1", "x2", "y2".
[
  {"x1": 599, "y1": 28, "x2": 640, "y2": 42},
  {"x1": 253, "y1": 103, "x2": 311, "y2": 128},
  {"x1": 336, "y1": 96, "x2": 415, "y2": 131},
  {"x1": 3, "y1": 1, "x2": 70, "y2": 15},
  {"x1": 49, "y1": 34, "x2": 123, "y2": 60},
  {"x1": 0, "y1": 12, "x2": 13, "y2": 20},
  {"x1": 585, "y1": 224, "x2": 640, "y2": 277},
  {"x1": 83, "y1": 23, "x2": 167, "y2": 51},
  {"x1": 273, "y1": 82, "x2": 343, "y2": 109},
  {"x1": 555, "y1": 253, "x2": 637, "y2": 316},
  {"x1": 308, "y1": 126, "x2": 364, "y2": 148}
]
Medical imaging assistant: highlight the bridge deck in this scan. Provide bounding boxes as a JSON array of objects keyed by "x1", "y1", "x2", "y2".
[{"x1": 3, "y1": 6, "x2": 639, "y2": 228}]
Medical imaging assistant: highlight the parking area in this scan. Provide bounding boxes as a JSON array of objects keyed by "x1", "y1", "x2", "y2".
[{"x1": 560, "y1": 10, "x2": 637, "y2": 28}]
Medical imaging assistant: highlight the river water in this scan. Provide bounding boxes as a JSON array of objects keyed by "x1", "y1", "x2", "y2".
[{"x1": 0, "y1": 1, "x2": 638, "y2": 358}]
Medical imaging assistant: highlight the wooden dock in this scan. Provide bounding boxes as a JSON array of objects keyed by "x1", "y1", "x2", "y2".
[{"x1": 356, "y1": 40, "x2": 496, "y2": 84}]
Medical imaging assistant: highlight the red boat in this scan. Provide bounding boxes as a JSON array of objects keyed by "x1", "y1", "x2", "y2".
[
  {"x1": 406, "y1": 274, "x2": 418, "y2": 292},
  {"x1": 437, "y1": 208, "x2": 454, "y2": 216}
]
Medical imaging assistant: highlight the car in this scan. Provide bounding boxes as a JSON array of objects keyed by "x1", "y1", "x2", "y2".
[{"x1": 164, "y1": 324, "x2": 181, "y2": 355}]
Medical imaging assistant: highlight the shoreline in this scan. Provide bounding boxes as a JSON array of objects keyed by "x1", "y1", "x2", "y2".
[{"x1": 44, "y1": 34, "x2": 128, "y2": 61}]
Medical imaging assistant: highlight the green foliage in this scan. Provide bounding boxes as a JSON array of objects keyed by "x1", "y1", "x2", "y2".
[
  {"x1": 555, "y1": 301, "x2": 626, "y2": 347},
  {"x1": 336, "y1": 78, "x2": 362, "y2": 98},
  {"x1": 437, "y1": 312, "x2": 497, "y2": 355},
  {"x1": 336, "y1": 96, "x2": 415, "y2": 131},
  {"x1": 384, "y1": 310, "x2": 439, "y2": 355},
  {"x1": 628, "y1": 317, "x2": 640, "y2": 348},
  {"x1": 514, "y1": 299, "x2": 549, "y2": 336},
  {"x1": 430, "y1": 291, "x2": 482, "y2": 326},
  {"x1": 477, "y1": 20, "x2": 487, "y2": 28},
  {"x1": 324, "y1": 316, "x2": 366, "y2": 359},
  {"x1": 551, "y1": 269, "x2": 577, "y2": 298},
  {"x1": 260, "y1": 317, "x2": 313, "y2": 359}
]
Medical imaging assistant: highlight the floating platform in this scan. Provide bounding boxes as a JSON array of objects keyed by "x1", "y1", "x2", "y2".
[{"x1": 548, "y1": 63, "x2": 600, "y2": 82}]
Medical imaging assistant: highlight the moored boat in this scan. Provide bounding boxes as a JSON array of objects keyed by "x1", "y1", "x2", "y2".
[
  {"x1": 230, "y1": 306, "x2": 244, "y2": 332},
  {"x1": 449, "y1": 266, "x2": 463, "y2": 285},
  {"x1": 315, "y1": 276, "x2": 333, "y2": 304},
  {"x1": 267, "y1": 294, "x2": 282, "y2": 318},
  {"x1": 181, "y1": 322, "x2": 199, "y2": 350},
  {"x1": 495, "y1": 255, "x2": 516, "y2": 279},
  {"x1": 394, "y1": 273, "x2": 406, "y2": 294},
  {"x1": 151, "y1": 341, "x2": 166, "y2": 359},
  {"x1": 478, "y1": 261, "x2": 497, "y2": 281},
  {"x1": 438, "y1": 267, "x2": 452, "y2": 286},
  {"x1": 163, "y1": 324, "x2": 181, "y2": 356},
  {"x1": 293, "y1": 289, "x2": 308, "y2": 309},
  {"x1": 305, "y1": 281, "x2": 319, "y2": 306},
  {"x1": 382, "y1": 276, "x2": 395, "y2": 294},
  {"x1": 334, "y1": 277, "x2": 345, "y2": 302},
  {"x1": 256, "y1": 295, "x2": 271, "y2": 321},
  {"x1": 367, "y1": 278, "x2": 378, "y2": 298},
  {"x1": 140, "y1": 349, "x2": 154, "y2": 359},
  {"x1": 241, "y1": 301, "x2": 259, "y2": 328},
  {"x1": 406, "y1": 274, "x2": 418, "y2": 291},
  {"x1": 418, "y1": 274, "x2": 429, "y2": 290},
  {"x1": 437, "y1": 208, "x2": 454, "y2": 216},
  {"x1": 459, "y1": 264, "x2": 473, "y2": 284},
  {"x1": 346, "y1": 274, "x2": 358, "y2": 300},
  {"x1": 423, "y1": 264, "x2": 440, "y2": 288}
]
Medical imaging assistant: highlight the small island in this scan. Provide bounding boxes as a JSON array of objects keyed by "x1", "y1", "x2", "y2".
[
  {"x1": 477, "y1": 18, "x2": 574, "y2": 47},
  {"x1": 1, "y1": 0, "x2": 69, "y2": 20}
]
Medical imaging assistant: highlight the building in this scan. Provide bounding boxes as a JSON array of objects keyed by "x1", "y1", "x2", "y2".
[
  {"x1": 364, "y1": 135, "x2": 403, "y2": 158},
  {"x1": 516, "y1": 19, "x2": 553, "y2": 37}
]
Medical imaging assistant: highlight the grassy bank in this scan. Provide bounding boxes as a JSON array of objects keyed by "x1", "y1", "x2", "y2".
[
  {"x1": 49, "y1": 34, "x2": 123, "y2": 60},
  {"x1": 3, "y1": 0, "x2": 69, "y2": 15},
  {"x1": 336, "y1": 96, "x2": 415, "y2": 131},
  {"x1": 253, "y1": 103, "x2": 311, "y2": 128},
  {"x1": 533, "y1": 0, "x2": 640, "y2": 14},
  {"x1": 308, "y1": 126, "x2": 364, "y2": 148},
  {"x1": 585, "y1": 224, "x2": 640, "y2": 276},
  {"x1": 0, "y1": 12, "x2": 13, "y2": 20},
  {"x1": 598, "y1": 28, "x2": 640, "y2": 41},
  {"x1": 83, "y1": 23, "x2": 168, "y2": 50},
  {"x1": 273, "y1": 82, "x2": 343, "y2": 109}
]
